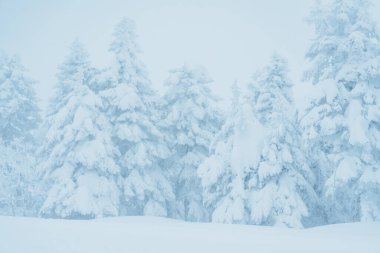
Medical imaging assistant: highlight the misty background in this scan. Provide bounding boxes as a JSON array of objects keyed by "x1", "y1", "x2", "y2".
[{"x1": 1, "y1": 0, "x2": 380, "y2": 110}]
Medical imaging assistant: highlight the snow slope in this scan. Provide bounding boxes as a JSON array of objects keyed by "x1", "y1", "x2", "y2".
[{"x1": 0, "y1": 216, "x2": 379, "y2": 253}]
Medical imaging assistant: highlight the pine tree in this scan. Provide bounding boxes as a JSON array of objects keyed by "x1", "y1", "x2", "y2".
[
  {"x1": 0, "y1": 51, "x2": 40, "y2": 144},
  {"x1": 162, "y1": 65, "x2": 222, "y2": 222},
  {"x1": 198, "y1": 82, "x2": 262, "y2": 224},
  {"x1": 200, "y1": 56, "x2": 320, "y2": 228},
  {"x1": 0, "y1": 51, "x2": 41, "y2": 216},
  {"x1": 301, "y1": 0, "x2": 380, "y2": 223},
  {"x1": 102, "y1": 18, "x2": 174, "y2": 217},
  {"x1": 247, "y1": 55, "x2": 321, "y2": 228},
  {"x1": 40, "y1": 41, "x2": 121, "y2": 218}
]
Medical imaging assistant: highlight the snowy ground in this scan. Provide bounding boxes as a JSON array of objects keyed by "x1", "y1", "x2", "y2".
[{"x1": 0, "y1": 216, "x2": 379, "y2": 253}]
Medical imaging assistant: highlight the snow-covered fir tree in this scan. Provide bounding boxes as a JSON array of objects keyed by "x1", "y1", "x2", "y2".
[
  {"x1": 301, "y1": 0, "x2": 380, "y2": 223},
  {"x1": 40, "y1": 40, "x2": 121, "y2": 218},
  {"x1": 198, "y1": 81, "x2": 262, "y2": 224},
  {"x1": 247, "y1": 55, "x2": 321, "y2": 228},
  {"x1": 0, "y1": 51, "x2": 41, "y2": 216},
  {"x1": 162, "y1": 65, "x2": 222, "y2": 222},
  {"x1": 102, "y1": 18, "x2": 174, "y2": 217},
  {"x1": 200, "y1": 56, "x2": 320, "y2": 228}
]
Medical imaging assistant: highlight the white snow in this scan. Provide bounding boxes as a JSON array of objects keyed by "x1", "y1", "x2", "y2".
[
  {"x1": 231, "y1": 103, "x2": 266, "y2": 173},
  {"x1": 346, "y1": 99, "x2": 369, "y2": 145},
  {"x1": 335, "y1": 157, "x2": 361, "y2": 183},
  {"x1": 0, "y1": 216, "x2": 379, "y2": 253}
]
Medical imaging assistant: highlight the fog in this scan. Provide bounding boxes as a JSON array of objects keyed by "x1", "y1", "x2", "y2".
[{"x1": 1, "y1": 0, "x2": 380, "y2": 109}]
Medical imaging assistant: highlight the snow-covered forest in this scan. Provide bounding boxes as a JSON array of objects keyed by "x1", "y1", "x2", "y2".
[{"x1": 1, "y1": 0, "x2": 380, "y2": 233}]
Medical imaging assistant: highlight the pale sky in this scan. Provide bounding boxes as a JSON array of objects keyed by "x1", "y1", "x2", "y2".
[{"x1": 1, "y1": 0, "x2": 380, "y2": 110}]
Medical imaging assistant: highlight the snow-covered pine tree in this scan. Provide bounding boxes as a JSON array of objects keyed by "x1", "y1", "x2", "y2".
[
  {"x1": 0, "y1": 51, "x2": 41, "y2": 216},
  {"x1": 301, "y1": 0, "x2": 380, "y2": 223},
  {"x1": 198, "y1": 81, "x2": 263, "y2": 224},
  {"x1": 102, "y1": 18, "x2": 174, "y2": 217},
  {"x1": 200, "y1": 56, "x2": 320, "y2": 228},
  {"x1": 39, "y1": 40, "x2": 121, "y2": 218},
  {"x1": 246, "y1": 55, "x2": 321, "y2": 228},
  {"x1": 162, "y1": 65, "x2": 222, "y2": 222}
]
